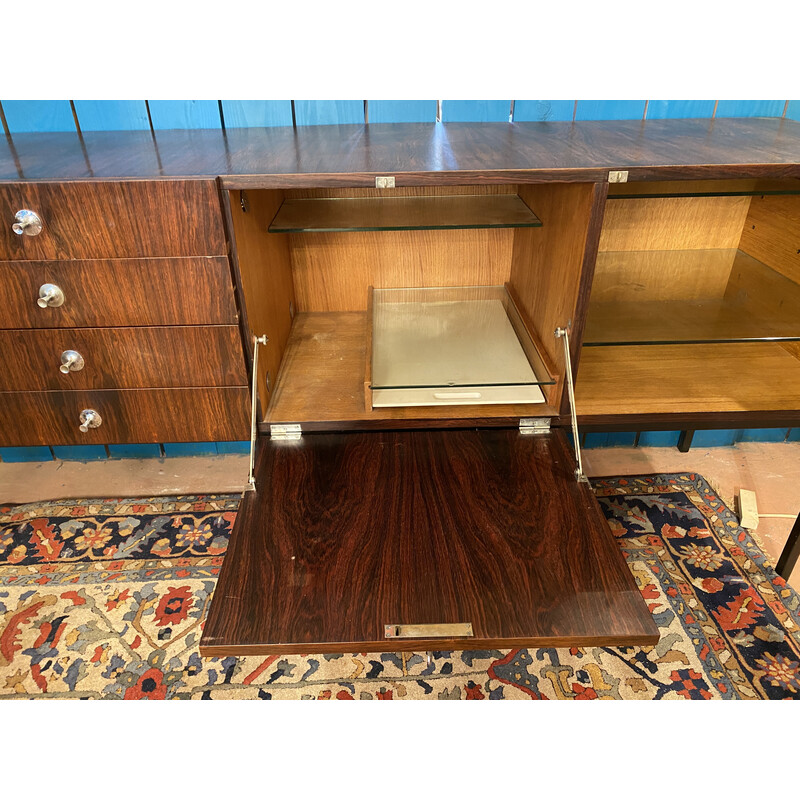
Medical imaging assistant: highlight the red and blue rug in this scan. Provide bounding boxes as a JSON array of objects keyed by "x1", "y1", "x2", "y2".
[{"x1": 1, "y1": 473, "x2": 798, "y2": 699}]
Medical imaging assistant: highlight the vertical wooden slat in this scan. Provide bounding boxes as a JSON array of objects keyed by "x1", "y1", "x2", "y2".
[
  {"x1": 637, "y1": 431, "x2": 682, "y2": 447},
  {"x1": 148, "y1": 100, "x2": 222, "y2": 129},
  {"x1": 52, "y1": 445, "x2": 108, "y2": 461},
  {"x1": 0, "y1": 446, "x2": 54, "y2": 462},
  {"x1": 440, "y1": 100, "x2": 511, "y2": 122},
  {"x1": 72, "y1": 101, "x2": 151, "y2": 131},
  {"x1": 513, "y1": 101, "x2": 575, "y2": 122},
  {"x1": 1, "y1": 101, "x2": 76, "y2": 132},
  {"x1": 574, "y1": 101, "x2": 647, "y2": 121},
  {"x1": 645, "y1": 100, "x2": 716, "y2": 119},
  {"x1": 714, "y1": 100, "x2": 786, "y2": 118},
  {"x1": 220, "y1": 101, "x2": 293, "y2": 128},
  {"x1": 367, "y1": 101, "x2": 437, "y2": 123},
  {"x1": 293, "y1": 101, "x2": 364, "y2": 125}
]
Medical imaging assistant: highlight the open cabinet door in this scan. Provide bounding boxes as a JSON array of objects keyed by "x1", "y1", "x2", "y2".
[{"x1": 200, "y1": 428, "x2": 658, "y2": 655}]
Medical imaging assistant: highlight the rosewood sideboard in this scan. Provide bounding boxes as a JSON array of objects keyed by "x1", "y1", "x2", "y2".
[{"x1": 1, "y1": 118, "x2": 798, "y2": 655}]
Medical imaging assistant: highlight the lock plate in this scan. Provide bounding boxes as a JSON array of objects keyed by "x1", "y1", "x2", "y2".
[{"x1": 384, "y1": 622, "x2": 473, "y2": 639}]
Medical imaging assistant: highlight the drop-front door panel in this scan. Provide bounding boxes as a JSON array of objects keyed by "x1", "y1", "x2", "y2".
[{"x1": 200, "y1": 427, "x2": 658, "y2": 655}]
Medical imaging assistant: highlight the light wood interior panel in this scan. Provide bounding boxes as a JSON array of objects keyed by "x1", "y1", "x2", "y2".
[
  {"x1": 576, "y1": 343, "x2": 800, "y2": 416},
  {"x1": 598, "y1": 196, "x2": 752, "y2": 252},
  {"x1": 739, "y1": 195, "x2": 800, "y2": 283},
  {"x1": 266, "y1": 312, "x2": 557, "y2": 426},
  {"x1": 227, "y1": 189, "x2": 296, "y2": 416},
  {"x1": 289, "y1": 228, "x2": 513, "y2": 312},
  {"x1": 590, "y1": 249, "x2": 738, "y2": 303},
  {"x1": 509, "y1": 182, "x2": 598, "y2": 407},
  {"x1": 286, "y1": 184, "x2": 516, "y2": 312}
]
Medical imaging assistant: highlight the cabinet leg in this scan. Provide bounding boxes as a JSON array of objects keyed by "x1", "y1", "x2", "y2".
[
  {"x1": 677, "y1": 430, "x2": 694, "y2": 453},
  {"x1": 776, "y1": 513, "x2": 800, "y2": 580}
]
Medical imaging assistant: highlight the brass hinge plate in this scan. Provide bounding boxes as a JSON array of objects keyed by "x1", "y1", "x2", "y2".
[
  {"x1": 375, "y1": 176, "x2": 396, "y2": 189},
  {"x1": 269, "y1": 424, "x2": 302, "y2": 441},
  {"x1": 608, "y1": 170, "x2": 629, "y2": 183},
  {"x1": 519, "y1": 417, "x2": 551, "y2": 435},
  {"x1": 384, "y1": 622, "x2": 473, "y2": 639}
]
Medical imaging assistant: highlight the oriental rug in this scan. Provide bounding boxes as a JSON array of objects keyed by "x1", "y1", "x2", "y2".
[{"x1": 1, "y1": 473, "x2": 798, "y2": 699}]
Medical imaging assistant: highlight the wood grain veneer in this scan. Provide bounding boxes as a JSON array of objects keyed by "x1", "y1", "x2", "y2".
[
  {"x1": 265, "y1": 311, "x2": 558, "y2": 428},
  {"x1": 2, "y1": 120, "x2": 799, "y2": 183},
  {"x1": 200, "y1": 428, "x2": 658, "y2": 655},
  {"x1": 0, "y1": 387, "x2": 250, "y2": 446},
  {"x1": 509, "y1": 182, "x2": 601, "y2": 412},
  {"x1": 0, "y1": 257, "x2": 238, "y2": 328},
  {"x1": 576, "y1": 342, "x2": 800, "y2": 417},
  {"x1": 0, "y1": 180, "x2": 226, "y2": 259},
  {"x1": 225, "y1": 189, "x2": 296, "y2": 415},
  {"x1": 739, "y1": 194, "x2": 800, "y2": 284},
  {"x1": 598, "y1": 196, "x2": 752, "y2": 252},
  {"x1": 288, "y1": 227, "x2": 513, "y2": 312},
  {"x1": 0, "y1": 326, "x2": 246, "y2": 391}
]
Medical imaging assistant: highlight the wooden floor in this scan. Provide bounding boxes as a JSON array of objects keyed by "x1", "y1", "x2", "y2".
[
  {"x1": 200, "y1": 428, "x2": 658, "y2": 656},
  {"x1": 576, "y1": 341, "x2": 800, "y2": 417},
  {"x1": 265, "y1": 311, "x2": 557, "y2": 428}
]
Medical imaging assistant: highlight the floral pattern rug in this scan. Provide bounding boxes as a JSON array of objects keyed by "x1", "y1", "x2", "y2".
[{"x1": 1, "y1": 473, "x2": 799, "y2": 699}]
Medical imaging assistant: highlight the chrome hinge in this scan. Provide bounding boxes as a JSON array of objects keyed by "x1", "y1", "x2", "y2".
[
  {"x1": 375, "y1": 176, "x2": 395, "y2": 189},
  {"x1": 608, "y1": 170, "x2": 629, "y2": 183},
  {"x1": 246, "y1": 334, "x2": 269, "y2": 492},
  {"x1": 519, "y1": 418, "x2": 551, "y2": 435},
  {"x1": 554, "y1": 326, "x2": 588, "y2": 483},
  {"x1": 269, "y1": 424, "x2": 302, "y2": 441}
]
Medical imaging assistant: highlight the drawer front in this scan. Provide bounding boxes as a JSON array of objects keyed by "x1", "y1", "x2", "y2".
[
  {"x1": 0, "y1": 180, "x2": 226, "y2": 259},
  {"x1": 0, "y1": 326, "x2": 247, "y2": 391},
  {"x1": 0, "y1": 388, "x2": 250, "y2": 446},
  {"x1": 0, "y1": 257, "x2": 238, "y2": 328}
]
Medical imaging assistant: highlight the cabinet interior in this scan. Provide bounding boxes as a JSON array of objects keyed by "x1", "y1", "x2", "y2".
[
  {"x1": 229, "y1": 183, "x2": 598, "y2": 428},
  {"x1": 577, "y1": 180, "x2": 800, "y2": 417}
]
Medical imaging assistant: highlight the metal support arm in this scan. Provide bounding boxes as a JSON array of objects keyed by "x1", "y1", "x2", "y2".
[{"x1": 554, "y1": 326, "x2": 587, "y2": 483}]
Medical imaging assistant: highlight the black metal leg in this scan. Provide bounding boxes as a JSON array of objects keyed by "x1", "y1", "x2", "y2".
[
  {"x1": 776, "y1": 512, "x2": 800, "y2": 580},
  {"x1": 677, "y1": 430, "x2": 695, "y2": 453}
]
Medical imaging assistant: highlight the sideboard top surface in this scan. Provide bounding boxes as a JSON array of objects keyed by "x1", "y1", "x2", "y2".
[{"x1": 1, "y1": 118, "x2": 799, "y2": 185}]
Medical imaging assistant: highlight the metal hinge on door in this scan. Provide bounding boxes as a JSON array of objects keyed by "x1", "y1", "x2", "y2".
[
  {"x1": 269, "y1": 424, "x2": 302, "y2": 441},
  {"x1": 519, "y1": 418, "x2": 551, "y2": 435}
]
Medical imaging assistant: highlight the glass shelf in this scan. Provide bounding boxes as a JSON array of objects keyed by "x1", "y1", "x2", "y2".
[
  {"x1": 608, "y1": 178, "x2": 800, "y2": 199},
  {"x1": 370, "y1": 286, "x2": 553, "y2": 408},
  {"x1": 584, "y1": 249, "x2": 800, "y2": 346},
  {"x1": 268, "y1": 194, "x2": 542, "y2": 233}
]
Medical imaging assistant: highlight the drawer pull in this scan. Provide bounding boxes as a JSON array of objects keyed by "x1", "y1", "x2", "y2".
[
  {"x1": 12, "y1": 209, "x2": 43, "y2": 237},
  {"x1": 37, "y1": 284, "x2": 65, "y2": 308},
  {"x1": 60, "y1": 350, "x2": 85, "y2": 374},
  {"x1": 78, "y1": 408, "x2": 102, "y2": 432}
]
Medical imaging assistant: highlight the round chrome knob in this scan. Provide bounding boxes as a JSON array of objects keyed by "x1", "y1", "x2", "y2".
[
  {"x1": 37, "y1": 284, "x2": 65, "y2": 308},
  {"x1": 59, "y1": 350, "x2": 85, "y2": 374},
  {"x1": 12, "y1": 209, "x2": 43, "y2": 236},
  {"x1": 79, "y1": 409, "x2": 102, "y2": 433}
]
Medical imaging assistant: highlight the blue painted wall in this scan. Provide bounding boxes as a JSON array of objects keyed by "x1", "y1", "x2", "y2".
[
  {"x1": 0, "y1": 98, "x2": 797, "y2": 459},
  {"x1": 3, "y1": 100, "x2": 797, "y2": 134}
]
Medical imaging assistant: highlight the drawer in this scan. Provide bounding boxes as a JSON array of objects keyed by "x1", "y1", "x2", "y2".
[
  {"x1": 200, "y1": 428, "x2": 659, "y2": 656},
  {"x1": 0, "y1": 180, "x2": 226, "y2": 260},
  {"x1": 0, "y1": 326, "x2": 247, "y2": 391},
  {"x1": 0, "y1": 257, "x2": 238, "y2": 328},
  {"x1": 0, "y1": 388, "x2": 249, "y2": 446}
]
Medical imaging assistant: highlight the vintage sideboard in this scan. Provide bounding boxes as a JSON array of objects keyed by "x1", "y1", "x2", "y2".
[{"x1": 1, "y1": 118, "x2": 798, "y2": 655}]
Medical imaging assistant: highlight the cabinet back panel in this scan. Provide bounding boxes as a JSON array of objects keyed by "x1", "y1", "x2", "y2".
[
  {"x1": 598, "y1": 196, "x2": 752, "y2": 251},
  {"x1": 739, "y1": 195, "x2": 800, "y2": 283},
  {"x1": 289, "y1": 228, "x2": 513, "y2": 312}
]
